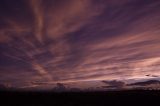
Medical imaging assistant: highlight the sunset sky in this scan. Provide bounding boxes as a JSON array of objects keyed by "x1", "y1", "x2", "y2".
[{"x1": 0, "y1": 0, "x2": 160, "y2": 90}]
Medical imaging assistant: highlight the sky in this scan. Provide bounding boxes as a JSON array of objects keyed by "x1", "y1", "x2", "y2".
[{"x1": 0, "y1": 0, "x2": 160, "y2": 91}]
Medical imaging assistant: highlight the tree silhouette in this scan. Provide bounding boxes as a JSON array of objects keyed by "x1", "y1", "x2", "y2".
[{"x1": 52, "y1": 83, "x2": 66, "y2": 92}]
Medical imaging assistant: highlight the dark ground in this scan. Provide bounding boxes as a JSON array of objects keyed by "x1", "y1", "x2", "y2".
[{"x1": 0, "y1": 90, "x2": 160, "y2": 106}]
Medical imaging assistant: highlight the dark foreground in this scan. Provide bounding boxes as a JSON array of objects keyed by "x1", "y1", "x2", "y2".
[{"x1": 0, "y1": 90, "x2": 160, "y2": 106}]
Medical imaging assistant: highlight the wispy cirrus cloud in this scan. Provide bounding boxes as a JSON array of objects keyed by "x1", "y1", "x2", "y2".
[{"x1": 0, "y1": 0, "x2": 160, "y2": 90}]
